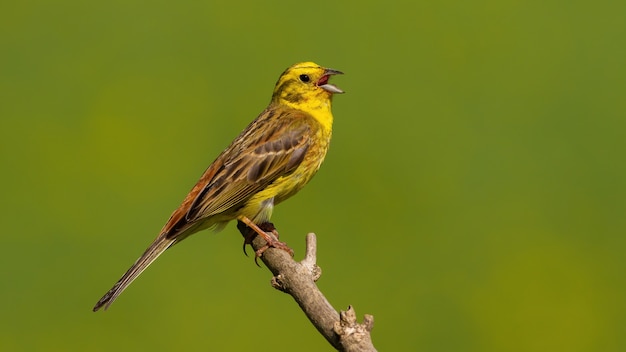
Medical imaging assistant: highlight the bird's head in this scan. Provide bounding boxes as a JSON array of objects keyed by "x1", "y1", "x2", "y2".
[{"x1": 272, "y1": 62, "x2": 343, "y2": 108}]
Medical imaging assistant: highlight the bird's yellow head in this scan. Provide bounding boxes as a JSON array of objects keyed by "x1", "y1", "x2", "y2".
[{"x1": 271, "y1": 62, "x2": 343, "y2": 110}]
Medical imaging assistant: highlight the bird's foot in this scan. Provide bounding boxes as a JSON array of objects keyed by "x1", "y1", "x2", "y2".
[
  {"x1": 237, "y1": 220, "x2": 294, "y2": 266},
  {"x1": 254, "y1": 223, "x2": 293, "y2": 257}
]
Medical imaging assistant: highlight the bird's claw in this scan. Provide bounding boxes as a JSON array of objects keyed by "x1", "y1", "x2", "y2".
[
  {"x1": 253, "y1": 236, "x2": 294, "y2": 265},
  {"x1": 238, "y1": 221, "x2": 294, "y2": 265}
]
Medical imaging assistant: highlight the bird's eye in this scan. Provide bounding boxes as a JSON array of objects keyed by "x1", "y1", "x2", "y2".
[{"x1": 299, "y1": 74, "x2": 310, "y2": 83}]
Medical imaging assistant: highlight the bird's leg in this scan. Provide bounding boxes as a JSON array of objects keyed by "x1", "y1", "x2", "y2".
[
  {"x1": 237, "y1": 216, "x2": 294, "y2": 262},
  {"x1": 259, "y1": 222, "x2": 281, "y2": 240}
]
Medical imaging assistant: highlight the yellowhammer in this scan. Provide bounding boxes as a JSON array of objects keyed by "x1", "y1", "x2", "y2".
[{"x1": 93, "y1": 62, "x2": 343, "y2": 311}]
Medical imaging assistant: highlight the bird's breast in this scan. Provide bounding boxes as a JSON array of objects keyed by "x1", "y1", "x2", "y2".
[{"x1": 274, "y1": 128, "x2": 331, "y2": 204}]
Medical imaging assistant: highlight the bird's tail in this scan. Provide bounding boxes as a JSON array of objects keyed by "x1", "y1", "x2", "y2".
[{"x1": 92, "y1": 234, "x2": 176, "y2": 311}]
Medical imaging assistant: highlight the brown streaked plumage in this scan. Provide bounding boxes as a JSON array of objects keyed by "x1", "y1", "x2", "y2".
[{"x1": 93, "y1": 62, "x2": 343, "y2": 311}]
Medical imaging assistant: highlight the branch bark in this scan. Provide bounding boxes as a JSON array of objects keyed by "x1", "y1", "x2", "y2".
[{"x1": 237, "y1": 222, "x2": 377, "y2": 351}]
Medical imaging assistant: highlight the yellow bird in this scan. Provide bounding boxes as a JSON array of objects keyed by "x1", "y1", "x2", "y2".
[{"x1": 93, "y1": 62, "x2": 343, "y2": 311}]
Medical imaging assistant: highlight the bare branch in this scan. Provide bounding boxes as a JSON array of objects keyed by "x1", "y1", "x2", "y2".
[{"x1": 237, "y1": 222, "x2": 377, "y2": 351}]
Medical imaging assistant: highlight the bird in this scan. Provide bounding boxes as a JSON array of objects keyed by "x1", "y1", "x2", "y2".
[{"x1": 93, "y1": 62, "x2": 343, "y2": 311}]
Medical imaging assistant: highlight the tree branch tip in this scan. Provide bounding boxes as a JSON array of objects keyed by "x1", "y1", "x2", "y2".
[
  {"x1": 363, "y1": 314, "x2": 375, "y2": 331},
  {"x1": 336, "y1": 306, "x2": 375, "y2": 332},
  {"x1": 304, "y1": 233, "x2": 317, "y2": 256},
  {"x1": 340, "y1": 306, "x2": 355, "y2": 323},
  {"x1": 300, "y1": 232, "x2": 318, "y2": 274}
]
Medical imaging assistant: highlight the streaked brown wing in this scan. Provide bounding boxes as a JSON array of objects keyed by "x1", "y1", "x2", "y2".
[{"x1": 161, "y1": 107, "x2": 314, "y2": 238}]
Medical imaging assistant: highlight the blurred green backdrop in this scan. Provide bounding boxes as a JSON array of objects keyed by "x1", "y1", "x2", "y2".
[{"x1": 1, "y1": 0, "x2": 625, "y2": 351}]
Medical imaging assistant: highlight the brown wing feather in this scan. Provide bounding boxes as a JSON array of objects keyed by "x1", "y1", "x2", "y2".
[{"x1": 161, "y1": 106, "x2": 314, "y2": 238}]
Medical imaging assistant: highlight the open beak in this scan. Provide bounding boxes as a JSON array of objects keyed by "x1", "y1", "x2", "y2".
[{"x1": 317, "y1": 68, "x2": 344, "y2": 94}]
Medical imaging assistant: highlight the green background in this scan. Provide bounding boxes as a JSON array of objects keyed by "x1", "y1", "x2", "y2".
[{"x1": 1, "y1": 1, "x2": 624, "y2": 351}]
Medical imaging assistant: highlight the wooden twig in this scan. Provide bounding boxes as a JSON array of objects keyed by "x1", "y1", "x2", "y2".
[{"x1": 237, "y1": 222, "x2": 377, "y2": 351}]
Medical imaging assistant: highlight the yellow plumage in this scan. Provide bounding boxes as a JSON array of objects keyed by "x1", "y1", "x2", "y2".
[{"x1": 93, "y1": 62, "x2": 343, "y2": 311}]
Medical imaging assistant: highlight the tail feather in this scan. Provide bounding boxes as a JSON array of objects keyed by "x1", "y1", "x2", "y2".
[{"x1": 93, "y1": 234, "x2": 176, "y2": 312}]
